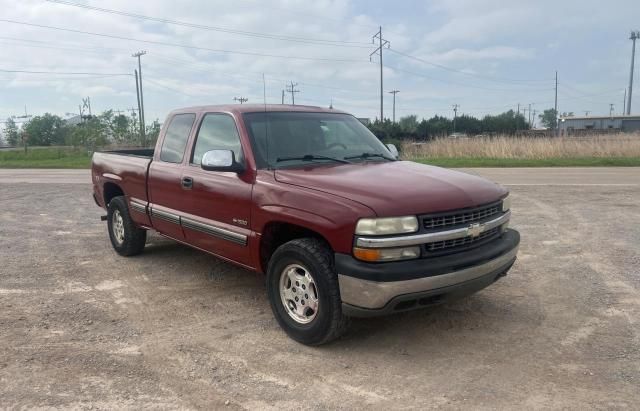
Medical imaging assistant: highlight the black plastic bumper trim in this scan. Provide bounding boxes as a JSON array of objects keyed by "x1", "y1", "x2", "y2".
[{"x1": 335, "y1": 228, "x2": 520, "y2": 282}]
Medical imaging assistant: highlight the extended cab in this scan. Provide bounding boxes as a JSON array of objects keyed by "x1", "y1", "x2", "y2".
[{"x1": 92, "y1": 105, "x2": 519, "y2": 345}]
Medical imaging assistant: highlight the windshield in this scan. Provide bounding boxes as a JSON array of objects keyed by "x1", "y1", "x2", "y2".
[{"x1": 243, "y1": 112, "x2": 393, "y2": 169}]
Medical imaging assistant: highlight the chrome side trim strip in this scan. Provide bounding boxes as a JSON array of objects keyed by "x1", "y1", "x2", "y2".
[
  {"x1": 150, "y1": 208, "x2": 181, "y2": 225},
  {"x1": 181, "y1": 217, "x2": 248, "y2": 246},
  {"x1": 338, "y1": 245, "x2": 518, "y2": 309},
  {"x1": 129, "y1": 198, "x2": 147, "y2": 214},
  {"x1": 356, "y1": 211, "x2": 511, "y2": 248}
]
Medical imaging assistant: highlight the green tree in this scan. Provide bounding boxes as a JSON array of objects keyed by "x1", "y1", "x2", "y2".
[
  {"x1": 4, "y1": 117, "x2": 19, "y2": 146},
  {"x1": 23, "y1": 113, "x2": 70, "y2": 146},
  {"x1": 538, "y1": 109, "x2": 558, "y2": 129},
  {"x1": 99, "y1": 110, "x2": 133, "y2": 144},
  {"x1": 145, "y1": 119, "x2": 162, "y2": 147},
  {"x1": 69, "y1": 116, "x2": 108, "y2": 148},
  {"x1": 398, "y1": 115, "x2": 419, "y2": 135}
]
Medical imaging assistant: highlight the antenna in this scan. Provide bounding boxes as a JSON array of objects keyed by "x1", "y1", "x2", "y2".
[{"x1": 262, "y1": 73, "x2": 267, "y2": 106}]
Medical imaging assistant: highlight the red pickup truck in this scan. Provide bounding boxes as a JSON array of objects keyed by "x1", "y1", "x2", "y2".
[{"x1": 92, "y1": 104, "x2": 519, "y2": 345}]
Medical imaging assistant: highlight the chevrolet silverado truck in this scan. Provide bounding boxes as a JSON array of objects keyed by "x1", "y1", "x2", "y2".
[{"x1": 92, "y1": 104, "x2": 519, "y2": 345}]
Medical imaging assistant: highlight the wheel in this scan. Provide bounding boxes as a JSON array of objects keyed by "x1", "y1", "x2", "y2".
[
  {"x1": 107, "y1": 196, "x2": 147, "y2": 256},
  {"x1": 267, "y1": 238, "x2": 349, "y2": 345}
]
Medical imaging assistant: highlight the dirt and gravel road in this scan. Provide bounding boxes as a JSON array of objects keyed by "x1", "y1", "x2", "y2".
[{"x1": 1, "y1": 168, "x2": 639, "y2": 409}]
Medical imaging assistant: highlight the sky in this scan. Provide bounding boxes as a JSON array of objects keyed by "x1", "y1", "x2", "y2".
[{"x1": 1, "y1": 0, "x2": 640, "y2": 130}]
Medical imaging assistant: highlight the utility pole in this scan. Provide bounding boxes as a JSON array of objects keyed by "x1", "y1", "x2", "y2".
[
  {"x1": 134, "y1": 69, "x2": 144, "y2": 144},
  {"x1": 584, "y1": 110, "x2": 591, "y2": 116},
  {"x1": 532, "y1": 109, "x2": 537, "y2": 128},
  {"x1": 233, "y1": 97, "x2": 248, "y2": 104},
  {"x1": 528, "y1": 103, "x2": 532, "y2": 127},
  {"x1": 370, "y1": 26, "x2": 390, "y2": 122},
  {"x1": 554, "y1": 70, "x2": 558, "y2": 136},
  {"x1": 286, "y1": 81, "x2": 300, "y2": 105},
  {"x1": 623, "y1": 89, "x2": 626, "y2": 115},
  {"x1": 452, "y1": 104, "x2": 459, "y2": 133},
  {"x1": 522, "y1": 106, "x2": 529, "y2": 128},
  {"x1": 609, "y1": 103, "x2": 615, "y2": 118},
  {"x1": 82, "y1": 97, "x2": 92, "y2": 117},
  {"x1": 627, "y1": 31, "x2": 639, "y2": 115},
  {"x1": 13, "y1": 107, "x2": 32, "y2": 153},
  {"x1": 132, "y1": 50, "x2": 147, "y2": 146},
  {"x1": 281, "y1": 89, "x2": 285, "y2": 104},
  {"x1": 516, "y1": 103, "x2": 520, "y2": 132},
  {"x1": 388, "y1": 90, "x2": 399, "y2": 123}
]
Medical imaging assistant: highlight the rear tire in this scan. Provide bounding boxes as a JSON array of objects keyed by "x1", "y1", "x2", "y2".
[
  {"x1": 107, "y1": 196, "x2": 146, "y2": 256},
  {"x1": 267, "y1": 238, "x2": 349, "y2": 345}
]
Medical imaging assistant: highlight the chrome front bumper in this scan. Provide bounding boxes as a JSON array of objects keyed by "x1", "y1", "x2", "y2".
[{"x1": 338, "y1": 244, "x2": 518, "y2": 312}]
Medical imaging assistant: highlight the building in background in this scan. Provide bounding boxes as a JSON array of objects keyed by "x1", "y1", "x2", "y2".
[{"x1": 559, "y1": 115, "x2": 640, "y2": 134}]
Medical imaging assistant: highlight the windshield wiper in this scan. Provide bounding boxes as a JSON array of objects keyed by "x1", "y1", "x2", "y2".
[
  {"x1": 276, "y1": 154, "x2": 351, "y2": 164},
  {"x1": 344, "y1": 152, "x2": 395, "y2": 161}
]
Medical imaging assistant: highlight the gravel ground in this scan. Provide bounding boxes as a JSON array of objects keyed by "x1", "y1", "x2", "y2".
[{"x1": 0, "y1": 171, "x2": 639, "y2": 409}]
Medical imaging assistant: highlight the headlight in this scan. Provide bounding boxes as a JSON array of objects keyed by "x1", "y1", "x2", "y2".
[
  {"x1": 355, "y1": 216, "x2": 418, "y2": 235},
  {"x1": 353, "y1": 246, "x2": 420, "y2": 262},
  {"x1": 502, "y1": 194, "x2": 511, "y2": 212}
]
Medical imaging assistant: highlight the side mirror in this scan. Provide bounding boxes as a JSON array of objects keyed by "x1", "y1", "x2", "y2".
[
  {"x1": 201, "y1": 150, "x2": 244, "y2": 173},
  {"x1": 386, "y1": 143, "x2": 399, "y2": 159}
]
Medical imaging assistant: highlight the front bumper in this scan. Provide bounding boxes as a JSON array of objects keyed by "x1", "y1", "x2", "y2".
[{"x1": 336, "y1": 229, "x2": 520, "y2": 317}]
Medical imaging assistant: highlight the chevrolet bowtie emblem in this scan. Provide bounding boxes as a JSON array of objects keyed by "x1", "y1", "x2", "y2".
[{"x1": 467, "y1": 223, "x2": 483, "y2": 238}]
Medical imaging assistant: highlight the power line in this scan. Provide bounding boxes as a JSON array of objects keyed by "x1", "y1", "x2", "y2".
[
  {"x1": 0, "y1": 68, "x2": 130, "y2": 76},
  {"x1": 387, "y1": 48, "x2": 553, "y2": 84},
  {"x1": 46, "y1": 0, "x2": 371, "y2": 48},
  {"x1": 384, "y1": 63, "x2": 553, "y2": 92},
  {"x1": 0, "y1": 19, "x2": 366, "y2": 63}
]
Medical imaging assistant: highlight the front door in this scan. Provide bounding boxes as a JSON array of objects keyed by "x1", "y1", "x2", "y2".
[{"x1": 179, "y1": 113, "x2": 253, "y2": 266}]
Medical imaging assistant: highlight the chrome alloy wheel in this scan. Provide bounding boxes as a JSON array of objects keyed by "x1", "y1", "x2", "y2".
[
  {"x1": 279, "y1": 264, "x2": 319, "y2": 324},
  {"x1": 112, "y1": 209, "x2": 125, "y2": 245}
]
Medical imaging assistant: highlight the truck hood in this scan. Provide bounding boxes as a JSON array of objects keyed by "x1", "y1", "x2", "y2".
[{"x1": 274, "y1": 161, "x2": 507, "y2": 216}]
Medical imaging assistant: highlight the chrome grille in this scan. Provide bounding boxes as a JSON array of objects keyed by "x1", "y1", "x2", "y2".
[
  {"x1": 425, "y1": 227, "x2": 500, "y2": 252},
  {"x1": 422, "y1": 202, "x2": 501, "y2": 230}
]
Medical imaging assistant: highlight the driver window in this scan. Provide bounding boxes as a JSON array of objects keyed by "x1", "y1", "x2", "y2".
[{"x1": 191, "y1": 114, "x2": 244, "y2": 165}]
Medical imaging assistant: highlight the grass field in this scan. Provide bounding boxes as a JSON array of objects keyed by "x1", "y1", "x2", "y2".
[
  {"x1": 403, "y1": 134, "x2": 640, "y2": 167},
  {"x1": 0, "y1": 147, "x2": 92, "y2": 168},
  {"x1": 2, "y1": 134, "x2": 640, "y2": 168},
  {"x1": 414, "y1": 157, "x2": 640, "y2": 167}
]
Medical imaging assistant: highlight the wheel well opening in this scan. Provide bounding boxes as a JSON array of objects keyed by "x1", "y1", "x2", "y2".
[
  {"x1": 103, "y1": 182, "x2": 124, "y2": 206},
  {"x1": 259, "y1": 222, "x2": 330, "y2": 274}
]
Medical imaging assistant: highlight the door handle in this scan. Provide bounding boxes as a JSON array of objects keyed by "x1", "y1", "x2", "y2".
[{"x1": 181, "y1": 176, "x2": 193, "y2": 190}]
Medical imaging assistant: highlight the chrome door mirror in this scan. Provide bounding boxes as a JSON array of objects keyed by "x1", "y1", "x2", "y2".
[
  {"x1": 386, "y1": 143, "x2": 399, "y2": 159},
  {"x1": 201, "y1": 150, "x2": 244, "y2": 173}
]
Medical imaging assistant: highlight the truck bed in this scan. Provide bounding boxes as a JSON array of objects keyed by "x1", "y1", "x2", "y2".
[
  {"x1": 91, "y1": 150, "x2": 153, "y2": 215},
  {"x1": 100, "y1": 148, "x2": 155, "y2": 158}
]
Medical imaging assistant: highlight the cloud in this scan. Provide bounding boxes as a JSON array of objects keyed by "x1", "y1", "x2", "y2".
[{"x1": 1, "y1": 0, "x2": 639, "y2": 123}]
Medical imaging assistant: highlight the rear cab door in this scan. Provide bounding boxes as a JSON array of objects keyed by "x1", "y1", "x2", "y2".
[{"x1": 147, "y1": 111, "x2": 197, "y2": 241}]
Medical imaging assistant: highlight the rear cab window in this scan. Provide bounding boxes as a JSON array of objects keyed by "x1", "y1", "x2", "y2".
[{"x1": 159, "y1": 113, "x2": 196, "y2": 163}]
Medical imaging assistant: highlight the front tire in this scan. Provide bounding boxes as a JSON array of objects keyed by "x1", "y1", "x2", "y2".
[
  {"x1": 267, "y1": 238, "x2": 349, "y2": 345},
  {"x1": 107, "y1": 196, "x2": 146, "y2": 256}
]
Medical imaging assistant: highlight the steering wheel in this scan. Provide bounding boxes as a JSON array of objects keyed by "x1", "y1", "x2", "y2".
[{"x1": 326, "y1": 142, "x2": 347, "y2": 150}]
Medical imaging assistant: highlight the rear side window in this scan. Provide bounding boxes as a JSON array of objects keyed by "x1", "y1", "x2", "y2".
[
  {"x1": 160, "y1": 113, "x2": 196, "y2": 163},
  {"x1": 191, "y1": 114, "x2": 243, "y2": 165}
]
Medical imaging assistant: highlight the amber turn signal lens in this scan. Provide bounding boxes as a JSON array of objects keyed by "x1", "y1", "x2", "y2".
[{"x1": 353, "y1": 247, "x2": 382, "y2": 262}]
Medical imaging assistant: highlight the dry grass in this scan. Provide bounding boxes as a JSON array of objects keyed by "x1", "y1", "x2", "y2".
[{"x1": 402, "y1": 133, "x2": 640, "y2": 160}]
